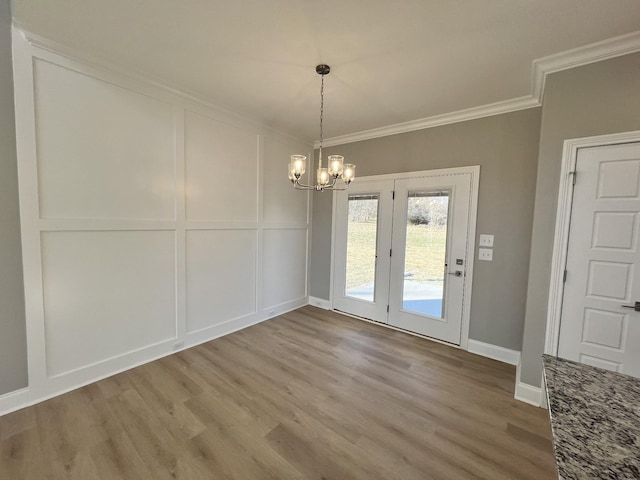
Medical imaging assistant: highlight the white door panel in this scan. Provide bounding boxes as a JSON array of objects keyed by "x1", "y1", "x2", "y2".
[
  {"x1": 333, "y1": 180, "x2": 394, "y2": 322},
  {"x1": 388, "y1": 174, "x2": 471, "y2": 344},
  {"x1": 559, "y1": 142, "x2": 640, "y2": 377}
]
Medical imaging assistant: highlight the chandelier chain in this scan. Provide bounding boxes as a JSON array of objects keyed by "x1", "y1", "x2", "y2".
[{"x1": 319, "y1": 73, "x2": 324, "y2": 149}]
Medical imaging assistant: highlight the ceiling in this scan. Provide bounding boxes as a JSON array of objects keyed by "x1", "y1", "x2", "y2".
[{"x1": 11, "y1": 0, "x2": 640, "y2": 143}]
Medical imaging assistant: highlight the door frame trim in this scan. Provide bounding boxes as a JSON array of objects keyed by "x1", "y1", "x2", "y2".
[
  {"x1": 329, "y1": 165, "x2": 480, "y2": 349},
  {"x1": 545, "y1": 130, "x2": 640, "y2": 355}
]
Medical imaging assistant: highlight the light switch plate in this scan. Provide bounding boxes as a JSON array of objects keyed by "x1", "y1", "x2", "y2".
[
  {"x1": 479, "y1": 248, "x2": 493, "y2": 261},
  {"x1": 479, "y1": 234, "x2": 494, "y2": 247}
]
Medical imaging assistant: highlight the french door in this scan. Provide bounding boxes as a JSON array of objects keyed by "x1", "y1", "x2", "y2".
[
  {"x1": 333, "y1": 180, "x2": 394, "y2": 322},
  {"x1": 332, "y1": 169, "x2": 477, "y2": 345}
]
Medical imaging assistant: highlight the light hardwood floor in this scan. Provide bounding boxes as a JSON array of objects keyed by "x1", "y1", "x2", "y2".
[{"x1": 0, "y1": 306, "x2": 556, "y2": 479}]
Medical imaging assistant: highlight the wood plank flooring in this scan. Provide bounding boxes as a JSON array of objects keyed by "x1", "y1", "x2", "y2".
[{"x1": 0, "y1": 306, "x2": 556, "y2": 479}]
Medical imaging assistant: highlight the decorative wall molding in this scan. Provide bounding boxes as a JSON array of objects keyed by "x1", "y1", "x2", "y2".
[
  {"x1": 467, "y1": 339, "x2": 520, "y2": 366},
  {"x1": 318, "y1": 30, "x2": 640, "y2": 148},
  {"x1": 15, "y1": 28, "x2": 308, "y2": 148},
  {"x1": 8, "y1": 28, "x2": 312, "y2": 415}
]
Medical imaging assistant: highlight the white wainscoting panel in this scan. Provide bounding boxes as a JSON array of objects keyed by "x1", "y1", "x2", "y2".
[
  {"x1": 40, "y1": 230, "x2": 177, "y2": 376},
  {"x1": 262, "y1": 229, "x2": 308, "y2": 309},
  {"x1": 11, "y1": 28, "x2": 312, "y2": 412},
  {"x1": 185, "y1": 229, "x2": 257, "y2": 333},
  {"x1": 185, "y1": 110, "x2": 258, "y2": 222},
  {"x1": 34, "y1": 59, "x2": 176, "y2": 220},
  {"x1": 263, "y1": 136, "x2": 310, "y2": 224}
]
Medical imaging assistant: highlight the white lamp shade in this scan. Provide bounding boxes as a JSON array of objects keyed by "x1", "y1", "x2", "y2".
[
  {"x1": 290, "y1": 155, "x2": 306, "y2": 176},
  {"x1": 317, "y1": 167, "x2": 330, "y2": 186},
  {"x1": 328, "y1": 155, "x2": 344, "y2": 177},
  {"x1": 342, "y1": 164, "x2": 355, "y2": 184}
]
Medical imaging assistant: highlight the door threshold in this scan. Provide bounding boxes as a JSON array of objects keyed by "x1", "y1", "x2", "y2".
[{"x1": 332, "y1": 308, "x2": 460, "y2": 348}]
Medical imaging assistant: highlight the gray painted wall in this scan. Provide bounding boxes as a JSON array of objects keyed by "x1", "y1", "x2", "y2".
[
  {"x1": 310, "y1": 108, "x2": 542, "y2": 351},
  {"x1": 0, "y1": 0, "x2": 28, "y2": 395},
  {"x1": 520, "y1": 52, "x2": 640, "y2": 387}
]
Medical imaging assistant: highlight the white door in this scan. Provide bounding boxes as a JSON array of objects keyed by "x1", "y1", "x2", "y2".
[
  {"x1": 558, "y1": 141, "x2": 640, "y2": 376},
  {"x1": 388, "y1": 174, "x2": 471, "y2": 343},
  {"x1": 332, "y1": 180, "x2": 393, "y2": 322},
  {"x1": 333, "y1": 170, "x2": 475, "y2": 345}
]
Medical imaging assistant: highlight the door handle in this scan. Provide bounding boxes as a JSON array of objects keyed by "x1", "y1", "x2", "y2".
[
  {"x1": 621, "y1": 301, "x2": 640, "y2": 311},
  {"x1": 448, "y1": 270, "x2": 463, "y2": 277}
]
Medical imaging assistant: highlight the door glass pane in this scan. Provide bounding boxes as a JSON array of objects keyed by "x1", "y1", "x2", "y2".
[
  {"x1": 345, "y1": 194, "x2": 379, "y2": 302},
  {"x1": 402, "y1": 191, "x2": 449, "y2": 318}
]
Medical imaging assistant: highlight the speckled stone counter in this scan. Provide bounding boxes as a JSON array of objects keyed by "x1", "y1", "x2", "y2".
[{"x1": 542, "y1": 354, "x2": 640, "y2": 479}]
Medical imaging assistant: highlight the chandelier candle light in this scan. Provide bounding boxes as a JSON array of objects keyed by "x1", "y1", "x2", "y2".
[{"x1": 288, "y1": 64, "x2": 355, "y2": 191}]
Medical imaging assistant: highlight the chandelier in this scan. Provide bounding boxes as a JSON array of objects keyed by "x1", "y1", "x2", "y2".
[{"x1": 288, "y1": 64, "x2": 356, "y2": 191}]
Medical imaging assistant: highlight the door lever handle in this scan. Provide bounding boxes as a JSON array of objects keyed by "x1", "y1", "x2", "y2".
[
  {"x1": 621, "y1": 301, "x2": 640, "y2": 311},
  {"x1": 448, "y1": 270, "x2": 463, "y2": 277}
]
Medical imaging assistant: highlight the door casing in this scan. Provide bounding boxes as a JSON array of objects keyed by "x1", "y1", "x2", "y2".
[
  {"x1": 545, "y1": 130, "x2": 640, "y2": 356},
  {"x1": 329, "y1": 165, "x2": 480, "y2": 350}
]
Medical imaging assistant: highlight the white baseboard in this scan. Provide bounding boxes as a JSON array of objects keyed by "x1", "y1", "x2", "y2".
[
  {"x1": 465, "y1": 340, "x2": 545, "y2": 408},
  {"x1": 514, "y1": 359, "x2": 545, "y2": 408},
  {"x1": 515, "y1": 382, "x2": 544, "y2": 407},
  {"x1": 467, "y1": 339, "x2": 520, "y2": 365},
  {"x1": 0, "y1": 388, "x2": 31, "y2": 417},
  {"x1": 308, "y1": 296, "x2": 331, "y2": 310},
  {"x1": 0, "y1": 298, "x2": 309, "y2": 418}
]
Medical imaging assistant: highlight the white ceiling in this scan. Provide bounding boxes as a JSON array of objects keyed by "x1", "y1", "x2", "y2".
[{"x1": 12, "y1": 0, "x2": 640, "y2": 143}]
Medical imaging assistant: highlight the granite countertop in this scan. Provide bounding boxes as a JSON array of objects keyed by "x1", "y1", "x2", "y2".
[{"x1": 542, "y1": 354, "x2": 640, "y2": 479}]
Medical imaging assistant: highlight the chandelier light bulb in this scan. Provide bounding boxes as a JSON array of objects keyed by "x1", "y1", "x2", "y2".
[
  {"x1": 317, "y1": 167, "x2": 330, "y2": 187},
  {"x1": 328, "y1": 155, "x2": 344, "y2": 177},
  {"x1": 342, "y1": 164, "x2": 356, "y2": 185},
  {"x1": 290, "y1": 155, "x2": 306, "y2": 177}
]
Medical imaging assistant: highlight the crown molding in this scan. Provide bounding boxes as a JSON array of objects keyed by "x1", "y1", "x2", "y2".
[
  {"x1": 315, "y1": 95, "x2": 539, "y2": 148},
  {"x1": 15, "y1": 24, "x2": 640, "y2": 149},
  {"x1": 320, "y1": 30, "x2": 640, "y2": 148},
  {"x1": 532, "y1": 30, "x2": 640, "y2": 102}
]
